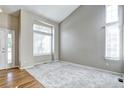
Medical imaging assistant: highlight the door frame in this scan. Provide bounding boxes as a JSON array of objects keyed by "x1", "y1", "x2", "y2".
[{"x1": 0, "y1": 27, "x2": 15, "y2": 69}]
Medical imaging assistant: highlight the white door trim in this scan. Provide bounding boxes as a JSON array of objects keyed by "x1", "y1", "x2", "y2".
[{"x1": 0, "y1": 27, "x2": 15, "y2": 69}]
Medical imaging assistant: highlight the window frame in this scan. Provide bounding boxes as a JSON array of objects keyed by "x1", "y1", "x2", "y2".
[
  {"x1": 104, "y1": 5, "x2": 121, "y2": 61},
  {"x1": 33, "y1": 23, "x2": 53, "y2": 57}
]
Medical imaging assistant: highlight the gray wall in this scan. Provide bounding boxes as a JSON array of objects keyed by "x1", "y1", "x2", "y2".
[
  {"x1": 19, "y1": 10, "x2": 59, "y2": 68},
  {"x1": 60, "y1": 5, "x2": 123, "y2": 73}
]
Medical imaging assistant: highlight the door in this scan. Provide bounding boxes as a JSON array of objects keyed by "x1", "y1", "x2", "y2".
[
  {"x1": 0, "y1": 28, "x2": 14, "y2": 69},
  {"x1": 0, "y1": 30, "x2": 7, "y2": 69}
]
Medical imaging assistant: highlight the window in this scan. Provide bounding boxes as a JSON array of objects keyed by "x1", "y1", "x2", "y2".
[
  {"x1": 105, "y1": 5, "x2": 120, "y2": 60},
  {"x1": 7, "y1": 33, "x2": 12, "y2": 64},
  {"x1": 33, "y1": 23, "x2": 52, "y2": 56}
]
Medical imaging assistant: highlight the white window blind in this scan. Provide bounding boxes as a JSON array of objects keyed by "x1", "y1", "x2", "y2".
[
  {"x1": 33, "y1": 23, "x2": 52, "y2": 56},
  {"x1": 105, "y1": 5, "x2": 120, "y2": 60}
]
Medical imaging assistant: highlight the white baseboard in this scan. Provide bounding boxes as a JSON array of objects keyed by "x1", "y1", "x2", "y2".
[
  {"x1": 0, "y1": 66, "x2": 19, "y2": 70},
  {"x1": 61, "y1": 60, "x2": 122, "y2": 76},
  {"x1": 20, "y1": 60, "x2": 52, "y2": 69},
  {"x1": 20, "y1": 60, "x2": 123, "y2": 76}
]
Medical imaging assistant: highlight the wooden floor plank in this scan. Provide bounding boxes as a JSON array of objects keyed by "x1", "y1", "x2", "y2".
[{"x1": 0, "y1": 68, "x2": 44, "y2": 88}]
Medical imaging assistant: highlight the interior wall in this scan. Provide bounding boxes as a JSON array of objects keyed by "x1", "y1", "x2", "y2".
[
  {"x1": 122, "y1": 6, "x2": 124, "y2": 73},
  {"x1": 0, "y1": 13, "x2": 19, "y2": 67},
  {"x1": 19, "y1": 10, "x2": 59, "y2": 68},
  {"x1": 60, "y1": 5, "x2": 123, "y2": 73}
]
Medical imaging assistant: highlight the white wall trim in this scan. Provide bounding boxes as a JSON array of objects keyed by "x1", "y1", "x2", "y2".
[
  {"x1": 61, "y1": 60, "x2": 123, "y2": 76},
  {"x1": 0, "y1": 66, "x2": 19, "y2": 71},
  {"x1": 20, "y1": 60, "x2": 52, "y2": 69},
  {"x1": 20, "y1": 59, "x2": 123, "y2": 77}
]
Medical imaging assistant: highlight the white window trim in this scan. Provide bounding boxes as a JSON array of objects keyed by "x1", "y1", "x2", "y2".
[
  {"x1": 104, "y1": 5, "x2": 121, "y2": 61},
  {"x1": 33, "y1": 23, "x2": 53, "y2": 57}
]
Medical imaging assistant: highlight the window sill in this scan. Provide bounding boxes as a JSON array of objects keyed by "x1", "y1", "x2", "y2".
[
  {"x1": 104, "y1": 57, "x2": 120, "y2": 61},
  {"x1": 33, "y1": 54, "x2": 51, "y2": 57}
]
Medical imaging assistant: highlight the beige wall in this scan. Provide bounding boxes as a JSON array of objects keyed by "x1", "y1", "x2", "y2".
[
  {"x1": 60, "y1": 6, "x2": 123, "y2": 73},
  {"x1": 19, "y1": 10, "x2": 59, "y2": 68},
  {"x1": 0, "y1": 13, "x2": 19, "y2": 67}
]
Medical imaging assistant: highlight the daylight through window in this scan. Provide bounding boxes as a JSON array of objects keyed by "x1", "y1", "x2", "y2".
[
  {"x1": 105, "y1": 5, "x2": 120, "y2": 60},
  {"x1": 33, "y1": 23, "x2": 53, "y2": 56}
]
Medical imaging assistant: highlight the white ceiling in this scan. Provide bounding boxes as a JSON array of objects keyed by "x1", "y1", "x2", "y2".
[{"x1": 0, "y1": 5, "x2": 79, "y2": 23}]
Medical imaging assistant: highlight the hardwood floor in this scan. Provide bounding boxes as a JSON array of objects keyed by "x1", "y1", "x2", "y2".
[{"x1": 0, "y1": 68, "x2": 44, "y2": 88}]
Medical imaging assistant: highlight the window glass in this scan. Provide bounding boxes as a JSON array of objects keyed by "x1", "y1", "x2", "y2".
[
  {"x1": 105, "y1": 23, "x2": 120, "y2": 60},
  {"x1": 105, "y1": 5, "x2": 120, "y2": 60},
  {"x1": 33, "y1": 24, "x2": 52, "y2": 34},
  {"x1": 106, "y1": 5, "x2": 118, "y2": 23},
  {"x1": 33, "y1": 23, "x2": 52, "y2": 56},
  {"x1": 8, "y1": 33, "x2": 12, "y2": 64}
]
